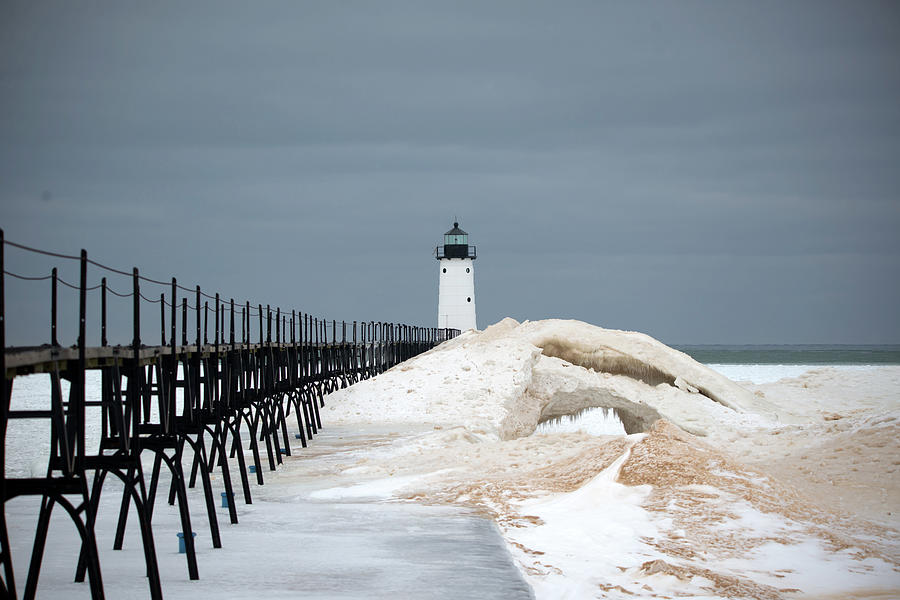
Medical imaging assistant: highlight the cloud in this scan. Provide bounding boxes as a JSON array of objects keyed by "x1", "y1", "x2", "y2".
[{"x1": 1, "y1": 1, "x2": 898, "y2": 343}]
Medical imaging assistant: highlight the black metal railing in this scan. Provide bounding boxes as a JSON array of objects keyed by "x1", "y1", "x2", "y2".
[
  {"x1": 435, "y1": 245, "x2": 476, "y2": 260},
  {"x1": 0, "y1": 230, "x2": 460, "y2": 600}
]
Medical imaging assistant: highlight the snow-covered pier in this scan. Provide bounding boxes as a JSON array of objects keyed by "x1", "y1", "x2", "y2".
[{"x1": 0, "y1": 231, "x2": 459, "y2": 599}]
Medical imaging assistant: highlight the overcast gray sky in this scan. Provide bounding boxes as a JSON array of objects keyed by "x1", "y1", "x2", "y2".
[{"x1": 1, "y1": 1, "x2": 898, "y2": 345}]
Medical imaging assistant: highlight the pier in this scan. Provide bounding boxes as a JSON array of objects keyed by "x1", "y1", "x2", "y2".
[{"x1": 0, "y1": 230, "x2": 459, "y2": 599}]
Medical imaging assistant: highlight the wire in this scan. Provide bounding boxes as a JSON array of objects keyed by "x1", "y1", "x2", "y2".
[
  {"x1": 86, "y1": 257, "x2": 225, "y2": 304},
  {"x1": 57, "y1": 277, "x2": 103, "y2": 291},
  {"x1": 106, "y1": 285, "x2": 133, "y2": 298},
  {"x1": 86, "y1": 257, "x2": 212, "y2": 300},
  {"x1": 138, "y1": 292, "x2": 163, "y2": 304},
  {"x1": 2, "y1": 238, "x2": 81, "y2": 261},
  {"x1": 4, "y1": 246, "x2": 450, "y2": 343},
  {"x1": 3, "y1": 270, "x2": 53, "y2": 281},
  {"x1": 3, "y1": 237, "x2": 334, "y2": 326},
  {"x1": 3, "y1": 267, "x2": 142, "y2": 299},
  {"x1": 83, "y1": 257, "x2": 132, "y2": 278},
  {"x1": 88, "y1": 258, "x2": 200, "y2": 295}
]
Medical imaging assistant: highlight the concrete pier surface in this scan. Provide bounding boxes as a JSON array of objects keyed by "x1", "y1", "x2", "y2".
[{"x1": 5, "y1": 424, "x2": 534, "y2": 599}]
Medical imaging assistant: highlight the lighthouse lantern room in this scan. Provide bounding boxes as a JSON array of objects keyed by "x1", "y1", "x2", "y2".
[{"x1": 436, "y1": 222, "x2": 477, "y2": 331}]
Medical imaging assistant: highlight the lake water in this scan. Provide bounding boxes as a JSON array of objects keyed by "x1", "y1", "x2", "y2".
[{"x1": 674, "y1": 344, "x2": 900, "y2": 365}]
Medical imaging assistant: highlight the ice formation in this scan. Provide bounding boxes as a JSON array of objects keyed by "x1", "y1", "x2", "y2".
[
  {"x1": 325, "y1": 317, "x2": 776, "y2": 439},
  {"x1": 322, "y1": 318, "x2": 900, "y2": 599}
]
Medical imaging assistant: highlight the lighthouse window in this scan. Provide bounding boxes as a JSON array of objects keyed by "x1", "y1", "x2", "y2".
[
  {"x1": 442, "y1": 268, "x2": 446, "y2": 273},
  {"x1": 466, "y1": 268, "x2": 470, "y2": 273},
  {"x1": 444, "y1": 234, "x2": 468, "y2": 245},
  {"x1": 467, "y1": 297, "x2": 471, "y2": 303}
]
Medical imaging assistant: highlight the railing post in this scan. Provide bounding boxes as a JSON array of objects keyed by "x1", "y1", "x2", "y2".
[
  {"x1": 0, "y1": 229, "x2": 11, "y2": 597},
  {"x1": 181, "y1": 298, "x2": 187, "y2": 347},
  {"x1": 131, "y1": 268, "x2": 141, "y2": 445},
  {"x1": 302, "y1": 313, "x2": 307, "y2": 378},
  {"x1": 215, "y1": 293, "x2": 220, "y2": 347},
  {"x1": 132, "y1": 270, "x2": 141, "y2": 349},
  {"x1": 246, "y1": 301, "x2": 251, "y2": 347},
  {"x1": 195, "y1": 287, "x2": 201, "y2": 348},
  {"x1": 160, "y1": 293, "x2": 166, "y2": 346},
  {"x1": 298, "y1": 313, "x2": 304, "y2": 378},
  {"x1": 50, "y1": 267, "x2": 58, "y2": 346},
  {"x1": 170, "y1": 279, "x2": 177, "y2": 352},
  {"x1": 230, "y1": 299, "x2": 235, "y2": 347},
  {"x1": 76, "y1": 249, "x2": 87, "y2": 467},
  {"x1": 101, "y1": 277, "x2": 108, "y2": 347},
  {"x1": 170, "y1": 280, "x2": 177, "y2": 433},
  {"x1": 0, "y1": 228, "x2": 5, "y2": 440},
  {"x1": 241, "y1": 303, "x2": 247, "y2": 346}
]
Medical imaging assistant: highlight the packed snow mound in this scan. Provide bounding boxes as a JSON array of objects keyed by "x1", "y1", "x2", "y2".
[
  {"x1": 325, "y1": 318, "x2": 772, "y2": 439},
  {"x1": 324, "y1": 318, "x2": 542, "y2": 439}
]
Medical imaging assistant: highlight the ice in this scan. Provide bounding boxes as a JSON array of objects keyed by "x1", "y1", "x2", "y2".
[
  {"x1": 6, "y1": 318, "x2": 899, "y2": 599},
  {"x1": 534, "y1": 407, "x2": 627, "y2": 436}
]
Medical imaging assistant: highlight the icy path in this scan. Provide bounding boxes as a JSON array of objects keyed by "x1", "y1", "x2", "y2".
[{"x1": 5, "y1": 426, "x2": 534, "y2": 599}]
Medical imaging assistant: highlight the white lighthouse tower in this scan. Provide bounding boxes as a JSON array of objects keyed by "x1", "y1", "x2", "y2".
[{"x1": 437, "y1": 222, "x2": 477, "y2": 331}]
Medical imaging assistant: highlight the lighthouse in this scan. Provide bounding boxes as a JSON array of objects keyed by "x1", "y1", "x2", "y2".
[{"x1": 436, "y1": 222, "x2": 477, "y2": 331}]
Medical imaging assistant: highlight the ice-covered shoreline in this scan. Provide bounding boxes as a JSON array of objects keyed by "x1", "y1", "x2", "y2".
[
  {"x1": 320, "y1": 318, "x2": 900, "y2": 599},
  {"x1": 6, "y1": 318, "x2": 899, "y2": 598}
]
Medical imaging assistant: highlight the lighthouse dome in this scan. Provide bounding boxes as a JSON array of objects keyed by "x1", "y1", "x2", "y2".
[
  {"x1": 444, "y1": 222, "x2": 468, "y2": 246},
  {"x1": 437, "y1": 222, "x2": 476, "y2": 260}
]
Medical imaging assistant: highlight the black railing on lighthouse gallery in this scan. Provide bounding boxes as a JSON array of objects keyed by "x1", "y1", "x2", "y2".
[
  {"x1": 435, "y1": 245, "x2": 476, "y2": 259},
  {"x1": 0, "y1": 230, "x2": 460, "y2": 600}
]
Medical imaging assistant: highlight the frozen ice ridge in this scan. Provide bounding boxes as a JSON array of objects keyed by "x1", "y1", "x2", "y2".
[{"x1": 321, "y1": 318, "x2": 900, "y2": 599}]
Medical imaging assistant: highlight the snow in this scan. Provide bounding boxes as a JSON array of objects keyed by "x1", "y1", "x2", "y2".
[
  {"x1": 318, "y1": 318, "x2": 900, "y2": 599},
  {"x1": 6, "y1": 318, "x2": 899, "y2": 599},
  {"x1": 323, "y1": 321, "x2": 542, "y2": 440},
  {"x1": 324, "y1": 318, "x2": 779, "y2": 441},
  {"x1": 505, "y1": 445, "x2": 663, "y2": 599}
]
